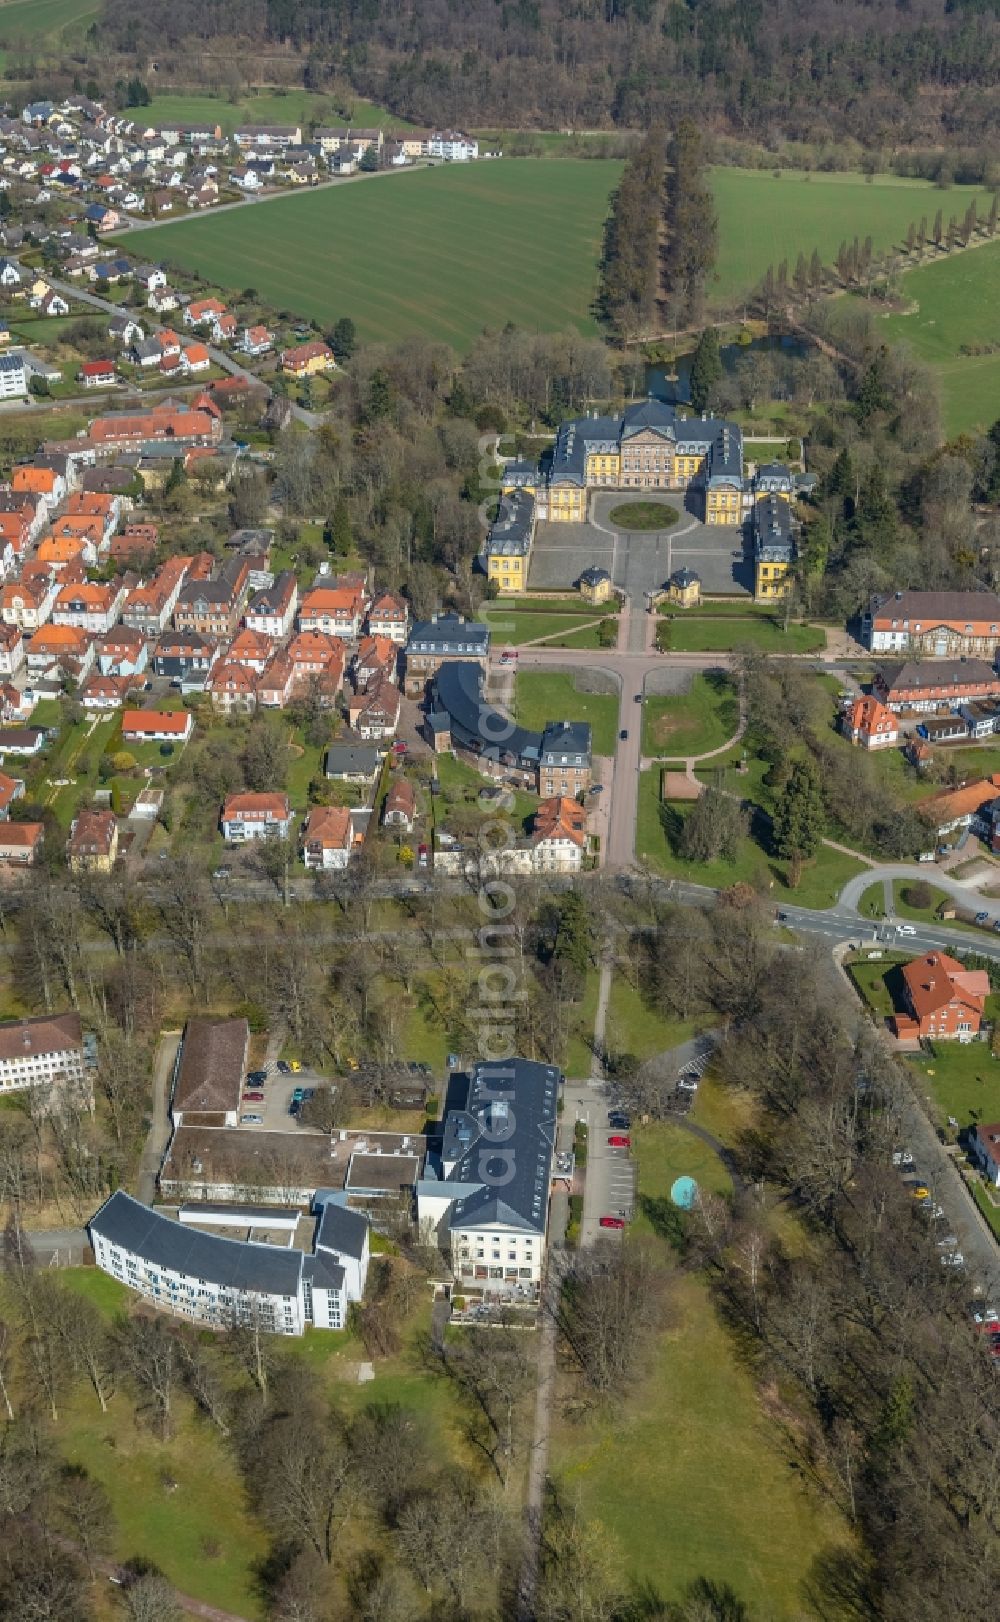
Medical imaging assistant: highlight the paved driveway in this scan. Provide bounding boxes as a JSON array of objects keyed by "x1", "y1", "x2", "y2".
[{"x1": 528, "y1": 494, "x2": 753, "y2": 599}]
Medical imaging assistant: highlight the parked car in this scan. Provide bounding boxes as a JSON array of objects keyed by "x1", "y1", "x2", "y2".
[
  {"x1": 677, "y1": 1076, "x2": 699, "y2": 1092},
  {"x1": 290, "y1": 1060, "x2": 302, "y2": 1072},
  {"x1": 599, "y1": 1215, "x2": 626, "y2": 1230},
  {"x1": 242, "y1": 1090, "x2": 264, "y2": 1102},
  {"x1": 608, "y1": 1134, "x2": 631, "y2": 1148},
  {"x1": 246, "y1": 1070, "x2": 267, "y2": 1085},
  {"x1": 619, "y1": 728, "x2": 628, "y2": 741},
  {"x1": 941, "y1": 1252, "x2": 965, "y2": 1268},
  {"x1": 291, "y1": 1088, "x2": 305, "y2": 1104},
  {"x1": 896, "y1": 923, "x2": 917, "y2": 936},
  {"x1": 608, "y1": 1112, "x2": 630, "y2": 1129},
  {"x1": 912, "y1": 1185, "x2": 931, "y2": 1200},
  {"x1": 240, "y1": 1113, "x2": 263, "y2": 1125},
  {"x1": 276, "y1": 1060, "x2": 291, "y2": 1075},
  {"x1": 937, "y1": 1235, "x2": 960, "y2": 1249},
  {"x1": 892, "y1": 1149, "x2": 914, "y2": 1167},
  {"x1": 212, "y1": 866, "x2": 230, "y2": 880},
  {"x1": 976, "y1": 911, "x2": 990, "y2": 925}
]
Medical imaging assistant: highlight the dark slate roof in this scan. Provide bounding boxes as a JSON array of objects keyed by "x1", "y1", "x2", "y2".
[
  {"x1": 302, "y1": 1252, "x2": 345, "y2": 1291},
  {"x1": 315, "y1": 1199, "x2": 369, "y2": 1259},
  {"x1": 755, "y1": 461, "x2": 792, "y2": 488},
  {"x1": 579, "y1": 566, "x2": 611, "y2": 586},
  {"x1": 430, "y1": 659, "x2": 540, "y2": 766},
  {"x1": 501, "y1": 458, "x2": 539, "y2": 487},
  {"x1": 89, "y1": 1190, "x2": 303, "y2": 1294},
  {"x1": 669, "y1": 567, "x2": 700, "y2": 588},
  {"x1": 407, "y1": 613, "x2": 490, "y2": 657},
  {"x1": 483, "y1": 489, "x2": 534, "y2": 557},
  {"x1": 753, "y1": 495, "x2": 795, "y2": 562},
  {"x1": 444, "y1": 1059, "x2": 560, "y2": 1235},
  {"x1": 324, "y1": 742, "x2": 382, "y2": 776},
  {"x1": 540, "y1": 718, "x2": 591, "y2": 766},
  {"x1": 549, "y1": 413, "x2": 619, "y2": 486}
]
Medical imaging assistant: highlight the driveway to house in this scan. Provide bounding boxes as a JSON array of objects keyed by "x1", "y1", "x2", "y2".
[{"x1": 136, "y1": 1028, "x2": 181, "y2": 1205}]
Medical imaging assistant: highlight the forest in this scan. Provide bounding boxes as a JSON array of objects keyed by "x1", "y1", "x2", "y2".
[{"x1": 99, "y1": 0, "x2": 1000, "y2": 146}]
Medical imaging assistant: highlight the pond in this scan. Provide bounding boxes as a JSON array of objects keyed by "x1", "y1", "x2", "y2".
[{"x1": 645, "y1": 333, "x2": 810, "y2": 406}]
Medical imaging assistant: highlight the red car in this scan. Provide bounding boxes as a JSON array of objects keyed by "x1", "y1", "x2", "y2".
[
  {"x1": 243, "y1": 1090, "x2": 264, "y2": 1102},
  {"x1": 608, "y1": 1135, "x2": 631, "y2": 1149},
  {"x1": 599, "y1": 1215, "x2": 626, "y2": 1230}
]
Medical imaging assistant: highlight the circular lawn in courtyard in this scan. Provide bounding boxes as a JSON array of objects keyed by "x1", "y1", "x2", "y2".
[{"x1": 608, "y1": 501, "x2": 680, "y2": 530}]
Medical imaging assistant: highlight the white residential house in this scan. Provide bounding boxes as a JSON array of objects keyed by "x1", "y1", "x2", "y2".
[
  {"x1": 367, "y1": 591, "x2": 409, "y2": 644},
  {"x1": 244, "y1": 571, "x2": 298, "y2": 639},
  {"x1": 428, "y1": 131, "x2": 479, "y2": 161},
  {"x1": 148, "y1": 285, "x2": 180, "y2": 313},
  {"x1": 0, "y1": 353, "x2": 27, "y2": 398},
  {"x1": 0, "y1": 624, "x2": 24, "y2": 675},
  {"x1": 301, "y1": 804, "x2": 352, "y2": 870},
  {"x1": 0, "y1": 259, "x2": 21, "y2": 287},
  {"x1": 221, "y1": 791, "x2": 294, "y2": 843}
]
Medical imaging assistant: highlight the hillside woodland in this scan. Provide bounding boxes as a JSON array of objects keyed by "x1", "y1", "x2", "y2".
[{"x1": 100, "y1": 0, "x2": 1000, "y2": 147}]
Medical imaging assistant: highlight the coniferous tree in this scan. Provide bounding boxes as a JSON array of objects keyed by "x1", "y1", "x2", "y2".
[
  {"x1": 689, "y1": 326, "x2": 723, "y2": 412},
  {"x1": 773, "y1": 759, "x2": 825, "y2": 860}
]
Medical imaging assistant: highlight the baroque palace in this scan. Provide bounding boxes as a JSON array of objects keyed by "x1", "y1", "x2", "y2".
[{"x1": 482, "y1": 397, "x2": 798, "y2": 600}]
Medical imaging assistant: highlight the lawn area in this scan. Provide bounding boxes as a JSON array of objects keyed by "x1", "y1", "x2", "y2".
[
  {"x1": 883, "y1": 236, "x2": 1000, "y2": 434},
  {"x1": 846, "y1": 953, "x2": 909, "y2": 1023},
  {"x1": 633, "y1": 1119, "x2": 733, "y2": 1210},
  {"x1": 858, "y1": 880, "x2": 886, "y2": 918},
  {"x1": 59, "y1": 1265, "x2": 132, "y2": 1319},
  {"x1": 483, "y1": 609, "x2": 607, "y2": 646},
  {"x1": 745, "y1": 439, "x2": 797, "y2": 461},
  {"x1": 553, "y1": 1118, "x2": 851, "y2": 1616},
  {"x1": 514, "y1": 670, "x2": 619, "y2": 756},
  {"x1": 636, "y1": 769, "x2": 866, "y2": 906},
  {"x1": 285, "y1": 723, "x2": 327, "y2": 811},
  {"x1": 131, "y1": 159, "x2": 622, "y2": 352},
  {"x1": 906, "y1": 1042, "x2": 1000, "y2": 1133},
  {"x1": 710, "y1": 166, "x2": 994, "y2": 310},
  {"x1": 564, "y1": 967, "x2": 601, "y2": 1078},
  {"x1": 660, "y1": 615, "x2": 825, "y2": 654},
  {"x1": 402, "y1": 987, "x2": 456, "y2": 1070},
  {"x1": 643, "y1": 672, "x2": 738, "y2": 759},
  {"x1": 971, "y1": 1180, "x2": 1000, "y2": 1242},
  {"x1": 892, "y1": 878, "x2": 953, "y2": 922},
  {"x1": 606, "y1": 975, "x2": 699, "y2": 1062},
  {"x1": 60, "y1": 1389, "x2": 267, "y2": 1618},
  {"x1": 607, "y1": 500, "x2": 680, "y2": 530}
]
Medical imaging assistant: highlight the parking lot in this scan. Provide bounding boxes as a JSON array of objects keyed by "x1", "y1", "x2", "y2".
[{"x1": 239, "y1": 1061, "x2": 324, "y2": 1132}]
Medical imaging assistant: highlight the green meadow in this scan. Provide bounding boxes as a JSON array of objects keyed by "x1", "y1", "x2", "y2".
[
  {"x1": 711, "y1": 167, "x2": 995, "y2": 309},
  {"x1": 883, "y1": 237, "x2": 1000, "y2": 435},
  {"x1": 139, "y1": 90, "x2": 413, "y2": 137},
  {"x1": 131, "y1": 158, "x2": 622, "y2": 351},
  {"x1": 0, "y1": 0, "x2": 98, "y2": 43}
]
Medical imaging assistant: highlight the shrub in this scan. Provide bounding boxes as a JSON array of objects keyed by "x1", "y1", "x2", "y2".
[{"x1": 901, "y1": 881, "x2": 933, "y2": 910}]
